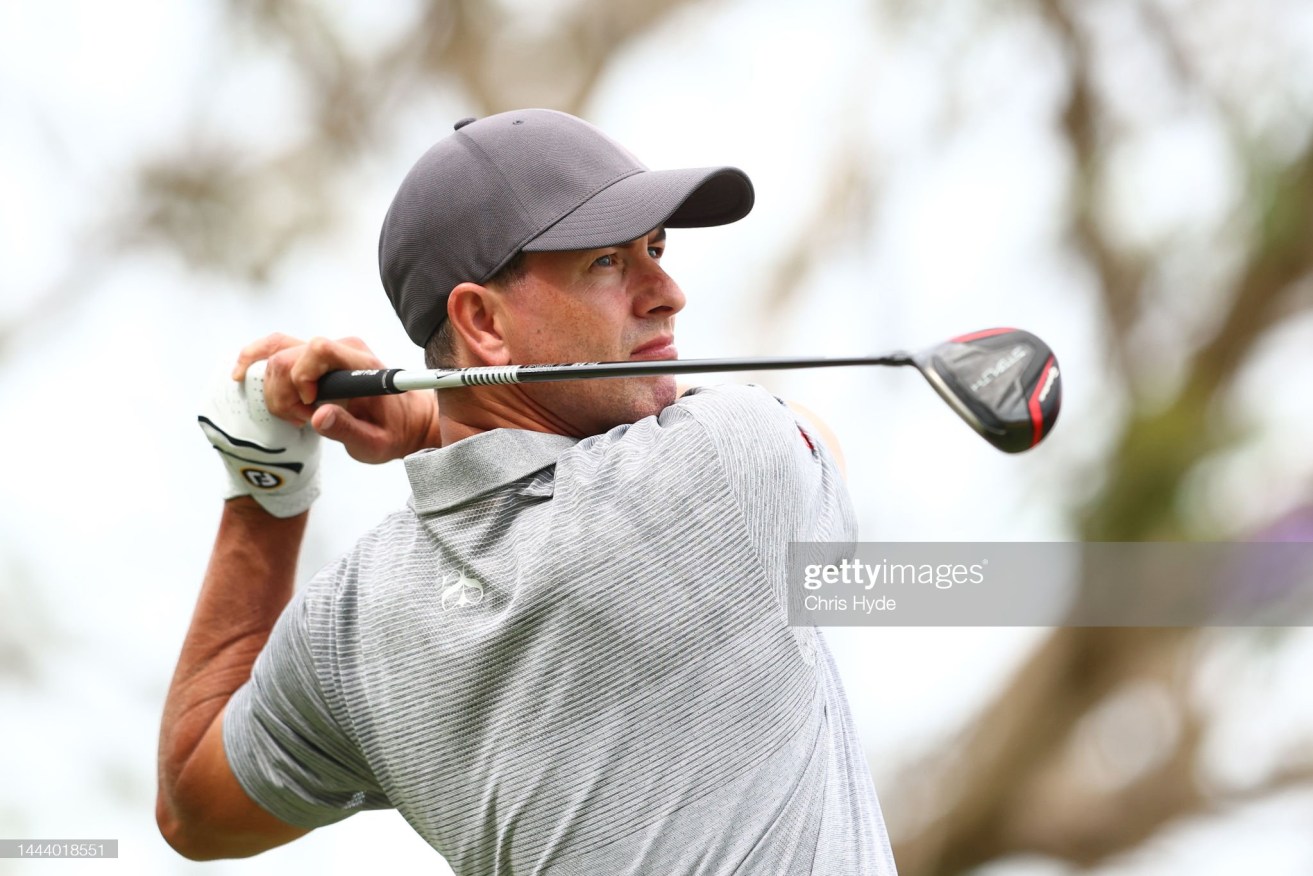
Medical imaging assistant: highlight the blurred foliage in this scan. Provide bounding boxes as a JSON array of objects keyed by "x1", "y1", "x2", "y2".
[
  {"x1": 0, "y1": 552, "x2": 43, "y2": 684},
  {"x1": 887, "y1": 1, "x2": 1313, "y2": 872}
]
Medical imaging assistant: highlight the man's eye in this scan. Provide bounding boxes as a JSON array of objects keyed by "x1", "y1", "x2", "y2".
[
  {"x1": 648, "y1": 246, "x2": 664, "y2": 259},
  {"x1": 595, "y1": 254, "x2": 616, "y2": 267}
]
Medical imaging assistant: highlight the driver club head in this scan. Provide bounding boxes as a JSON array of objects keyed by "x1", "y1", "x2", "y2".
[{"x1": 910, "y1": 327, "x2": 1061, "y2": 453}]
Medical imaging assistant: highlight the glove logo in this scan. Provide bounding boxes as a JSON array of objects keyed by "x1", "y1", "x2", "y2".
[
  {"x1": 241, "y1": 468, "x2": 285, "y2": 490},
  {"x1": 200, "y1": 361, "x2": 320, "y2": 518},
  {"x1": 440, "y1": 570, "x2": 484, "y2": 610}
]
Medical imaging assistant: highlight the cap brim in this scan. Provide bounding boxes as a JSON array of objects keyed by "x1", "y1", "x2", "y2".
[{"x1": 522, "y1": 167, "x2": 754, "y2": 252}]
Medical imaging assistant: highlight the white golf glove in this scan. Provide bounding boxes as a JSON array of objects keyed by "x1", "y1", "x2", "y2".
[{"x1": 198, "y1": 360, "x2": 321, "y2": 518}]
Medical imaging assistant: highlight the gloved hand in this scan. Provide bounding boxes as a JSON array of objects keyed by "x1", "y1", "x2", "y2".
[{"x1": 198, "y1": 360, "x2": 321, "y2": 518}]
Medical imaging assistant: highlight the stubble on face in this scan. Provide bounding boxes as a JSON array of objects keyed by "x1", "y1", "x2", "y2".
[{"x1": 495, "y1": 230, "x2": 683, "y2": 437}]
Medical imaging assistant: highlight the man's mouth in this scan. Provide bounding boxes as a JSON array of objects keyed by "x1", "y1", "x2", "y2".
[{"x1": 630, "y1": 337, "x2": 677, "y2": 360}]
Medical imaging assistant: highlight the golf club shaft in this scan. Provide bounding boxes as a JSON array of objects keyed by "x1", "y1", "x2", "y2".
[{"x1": 318, "y1": 354, "x2": 914, "y2": 399}]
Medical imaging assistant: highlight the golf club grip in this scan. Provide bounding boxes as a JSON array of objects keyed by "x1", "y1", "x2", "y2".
[{"x1": 318, "y1": 368, "x2": 404, "y2": 399}]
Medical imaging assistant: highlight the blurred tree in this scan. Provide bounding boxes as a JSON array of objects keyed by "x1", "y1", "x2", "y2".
[
  {"x1": 882, "y1": 0, "x2": 1313, "y2": 872},
  {"x1": 0, "y1": 0, "x2": 710, "y2": 352}
]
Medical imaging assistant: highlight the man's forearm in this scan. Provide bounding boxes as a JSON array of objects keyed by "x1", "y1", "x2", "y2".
[{"x1": 157, "y1": 498, "x2": 307, "y2": 812}]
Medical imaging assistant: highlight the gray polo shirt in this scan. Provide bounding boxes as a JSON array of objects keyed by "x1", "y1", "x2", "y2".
[{"x1": 225, "y1": 384, "x2": 898, "y2": 875}]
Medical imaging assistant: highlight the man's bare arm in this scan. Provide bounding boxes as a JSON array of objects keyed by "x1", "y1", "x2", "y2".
[
  {"x1": 785, "y1": 400, "x2": 847, "y2": 478},
  {"x1": 156, "y1": 499, "x2": 311, "y2": 859}
]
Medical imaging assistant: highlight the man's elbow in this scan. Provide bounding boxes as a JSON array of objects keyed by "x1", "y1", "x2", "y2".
[
  {"x1": 156, "y1": 795, "x2": 257, "y2": 861},
  {"x1": 157, "y1": 795, "x2": 214, "y2": 861},
  {"x1": 157, "y1": 708, "x2": 311, "y2": 859}
]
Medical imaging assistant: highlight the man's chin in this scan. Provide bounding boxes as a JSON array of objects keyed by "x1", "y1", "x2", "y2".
[{"x1": 644, "y1": 379, "x2": 680, "y2": 417}]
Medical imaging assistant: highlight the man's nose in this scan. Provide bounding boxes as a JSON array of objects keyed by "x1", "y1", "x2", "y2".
[{"x1": 633, "y1": 258, "x2": 685, "y2": 318}]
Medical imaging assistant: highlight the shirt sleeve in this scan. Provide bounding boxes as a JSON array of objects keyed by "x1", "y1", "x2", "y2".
[
  {"x1": 672, "y1": 385, "x2": 858, "y2": 607},
  {"x1": 223, "y1": 573, "x2": 392, "y2": 829}
]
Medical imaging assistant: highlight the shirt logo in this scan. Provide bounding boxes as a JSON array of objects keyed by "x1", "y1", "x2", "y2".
[{"x1": 440, "y1": 570, "x2": 485, "y2": 610}]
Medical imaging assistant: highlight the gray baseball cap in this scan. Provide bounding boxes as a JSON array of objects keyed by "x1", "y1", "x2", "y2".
[{"x1": 379, "y1": 109, "x2": 755, "y2": 347}]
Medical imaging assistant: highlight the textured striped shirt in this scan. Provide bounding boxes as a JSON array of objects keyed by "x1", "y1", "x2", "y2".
[{"x1": 224, "y1": 384, "x2": 898, "y2": 874}]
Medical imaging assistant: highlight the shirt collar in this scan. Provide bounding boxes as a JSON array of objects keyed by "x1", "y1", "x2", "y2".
[{"x1": 405, "y1": 428, "x2": 580, "y2": 514}]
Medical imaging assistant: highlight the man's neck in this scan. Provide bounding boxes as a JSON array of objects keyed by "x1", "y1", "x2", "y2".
[{"x1": 436, "y1": 386, "x2": 579, "y2": 446}]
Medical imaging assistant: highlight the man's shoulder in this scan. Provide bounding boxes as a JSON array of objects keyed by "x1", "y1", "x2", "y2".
[
  {"x1": 559, "y1": 384, "x2": 789, "y2": 470},
  {"x1": 671, "y1": 383, "x2": 798, "y2": 432},
  {"x1": 673, "y1": 382, "x2": 786, "y2": 411},
  {"x1": 299, "y1": 505, "x2": 423, "y2": 601},
  {"x1": 668, "y1": 383, "x2": 820, "y2": 462},
  {"x1": 549, "y1": 383, "x2": 829, "y2": 512}
]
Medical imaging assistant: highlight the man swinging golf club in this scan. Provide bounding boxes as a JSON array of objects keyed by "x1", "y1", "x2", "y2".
[{"x1": 158, "y1": 108, "x2": 900, "y2": 874}]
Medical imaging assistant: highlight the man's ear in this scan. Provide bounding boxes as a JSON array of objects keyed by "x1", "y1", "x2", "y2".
[{"x1": 447, "y1": 282, "x2": 511, "y2": 367}]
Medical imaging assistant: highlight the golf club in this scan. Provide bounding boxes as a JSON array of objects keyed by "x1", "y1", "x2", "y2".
[{"x1": 317, "y1": 327, "x2": 1061, "y2": 453}]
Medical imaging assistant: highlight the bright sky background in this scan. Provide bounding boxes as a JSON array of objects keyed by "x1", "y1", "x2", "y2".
[{"x1": 2, "y1": 1, "x2": 1312, "y2": 873}]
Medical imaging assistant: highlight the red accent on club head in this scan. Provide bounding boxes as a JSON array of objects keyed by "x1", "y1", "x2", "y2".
[{"x1": 1027, "y1": 356, "x2": 1057, "y2": 448}]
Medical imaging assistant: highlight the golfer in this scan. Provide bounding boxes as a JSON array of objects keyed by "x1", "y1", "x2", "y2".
[{"x1": 158, "y1": 109, "x2": 899, "y2": 874}]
